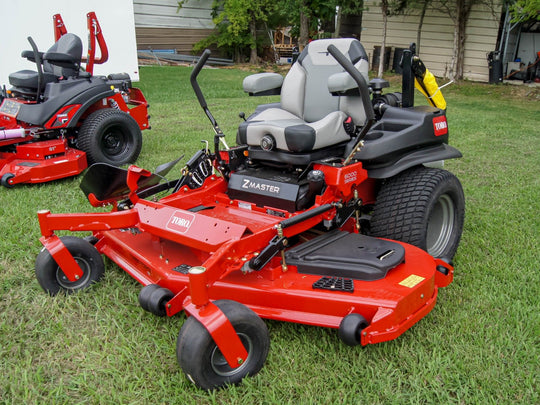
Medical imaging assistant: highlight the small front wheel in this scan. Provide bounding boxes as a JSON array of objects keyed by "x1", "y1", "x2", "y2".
[
  {"x1": 339, "y1": 313, "x2": 369, "y2": 346},
  {"x1": 176, "y1": 300, "x2": 269, "y2": 390},
  {"x1": 1, "y1": 173, "x2": 15, "y2": 188},
  {"x1": 138, "y1": 284, "x2": 173, "y2": 317},
  {"x1": 35, "y1": 236, "x2": 105, "y2": 295}
]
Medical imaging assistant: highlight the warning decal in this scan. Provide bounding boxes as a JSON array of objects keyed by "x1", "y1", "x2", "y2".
[{"x1": 399, "y1": 274, "x2": 425, "y2": 288}]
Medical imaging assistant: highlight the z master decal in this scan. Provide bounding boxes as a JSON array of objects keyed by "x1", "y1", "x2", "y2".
[{"x1": 241, "y1": 179, "x2": 281, "y2": 194}]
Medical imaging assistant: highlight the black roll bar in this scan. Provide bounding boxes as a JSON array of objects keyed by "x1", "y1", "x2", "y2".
[{"x1": 326, "y1": 44, "x2": 376, "y2": 164}]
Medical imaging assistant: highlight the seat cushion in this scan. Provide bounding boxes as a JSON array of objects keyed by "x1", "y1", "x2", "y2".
[
  {"x1": 8, "y1": 69, "x2": 57, "y2": 89},
  {"x1": 238, "y1": 107, "x2": 350, "y2": 153}
]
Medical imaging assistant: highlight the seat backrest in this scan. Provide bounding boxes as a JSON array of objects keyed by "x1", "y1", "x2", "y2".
[
  {"x1": 280, "y1": 38, "x2": 369, "y2": 125},
  {"x1": 43, "y1": 33, "x2": 83, "y2": 78}
]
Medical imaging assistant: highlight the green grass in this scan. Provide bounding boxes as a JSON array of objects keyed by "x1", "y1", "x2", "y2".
[{"x1": 1, "y1": 65, "x2": 539, "y2": 404}]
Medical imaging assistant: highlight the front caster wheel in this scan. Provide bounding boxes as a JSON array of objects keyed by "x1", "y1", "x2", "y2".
[
  {"x1": 138, "y1": 284, "x2": 173, "y2": 317},
  {"x1": 1, "y1": 173, "x2": 15, "y2": 188},
  {"x1": 339, "y1": 313, "x2": 369, "y2": 346},
  {"x1": 176, "y1": 300, "x2": 269, "y2": 390},
  {"x1": 35, "y1": 236, "x2": 105, "y2": 296}
]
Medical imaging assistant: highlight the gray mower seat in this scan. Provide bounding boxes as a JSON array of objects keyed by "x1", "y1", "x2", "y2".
[
  {"x1": 9, "y1": 33, "x2": 83, "y2": 93},
  {"x1": 237, "y1": 38, "x2": 369, "y2": 160}
]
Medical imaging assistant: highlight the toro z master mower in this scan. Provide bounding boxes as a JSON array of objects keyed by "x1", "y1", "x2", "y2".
[
  {"x1": 0, "y1": 12, "x2": 149, "y2": 187},
  {"x1": 35, "y1": 39, "x2": 464, "y2": 389}
]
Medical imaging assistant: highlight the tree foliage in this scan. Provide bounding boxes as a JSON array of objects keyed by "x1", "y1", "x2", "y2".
[
  {"x1": 188, "y1": 0, "x2": 366, "y2": 61},
  {"x1": 508, "y1": 0, "x2": 540, "y2": 22},
  {"x1": 190, "y1": 0, "x2": 276, "y2": 63},
  {"x1": 275, "y1": 0, "x2": 365, "y2": 41}
]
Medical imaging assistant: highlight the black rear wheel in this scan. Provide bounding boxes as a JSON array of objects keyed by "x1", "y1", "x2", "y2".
[
  {"x1": 370, "y1": 166, "x2": 465, "y2": 260},
  {"x1": 78, "y1": 108, "x2": 142, "y2": 166}
]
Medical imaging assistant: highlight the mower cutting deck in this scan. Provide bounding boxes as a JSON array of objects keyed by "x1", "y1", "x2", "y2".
[
  {"x1": 0, "y1": 12, "x2": 149, "y2": 187},
  {"x1": 35, "y1": 39, "x2": 464, "y2": 390}
]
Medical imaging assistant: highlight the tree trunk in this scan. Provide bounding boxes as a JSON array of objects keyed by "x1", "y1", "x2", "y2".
[
  {"x1": 249, "y1": 14, "x2": 258, "y2": 65},
  {"x1": 378, "y1": 0, "x2": 389, "y2": 78},
  {"x1": 234, "y1": 47, "x2": 244, "y2": 64},
  {"x1": 333, "y1": 6, "x2": 342, "y2": 38},
  {"x1": 449, "y1": 23, "x2": 458, "y2": 79},
  {"x1": 416, "y1": 0, "x2": 429, "y2": 54},
  {"x1": 299, "y1": 8, "x2": 309, "y2": 50},
  {"x1": 456, "y1": 3, "x2": 469, "y2": 79},
  {"x1": 449, "y1": 0, "x2": 472, "y2": 80}
]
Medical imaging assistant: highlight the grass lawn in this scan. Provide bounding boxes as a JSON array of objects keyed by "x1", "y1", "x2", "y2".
[{"x1": 0, "y1": 64, "x2": 539, "y2": 404}]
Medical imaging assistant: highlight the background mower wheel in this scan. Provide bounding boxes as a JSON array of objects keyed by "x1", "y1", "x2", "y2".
[
  {"x1": 78, "y1": 108, "x2": 142, "y2": 166},
  {"x1": 339, "y1": 313, "x2": 369, "y2": 346},
  {"x1": 35, "y1": 236, "x2": 105, "y2": 296},
  {"x1": 176, "y1": 300, "x2": 269, "y2": 390},
  {"x1": 370, "y1": 166, "x2": 465, "y2": 260},
  {"x1": 1, "y1": 173, "x2": 15, "y2": 188}
]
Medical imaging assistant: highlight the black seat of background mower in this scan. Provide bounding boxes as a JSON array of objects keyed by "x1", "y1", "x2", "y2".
[
  {"x1": 237, "y1": 38, "x2": 370, "y2": 166},
  {"x1": 9, "y1": 33, "x2": 83, "y2": 94}
]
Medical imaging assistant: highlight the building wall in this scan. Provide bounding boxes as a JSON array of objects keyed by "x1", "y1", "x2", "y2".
[
  {"x1": 1, "y1": 0, "x2": 139, "y2": 83},
  {"x1": 133, "y1": 0, "x2": 215, "y2": 54},
  {"x1": 360, "y1": 1, "x2": 502, "y2": 82}
]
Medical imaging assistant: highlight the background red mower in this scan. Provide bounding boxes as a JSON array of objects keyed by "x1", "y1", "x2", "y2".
[
  {"x1": 35, "y1": 39, "x2": 464, "y2": 390},
  {"x1": 0, "y1": 12, "x2": 149, "y2": 188}
]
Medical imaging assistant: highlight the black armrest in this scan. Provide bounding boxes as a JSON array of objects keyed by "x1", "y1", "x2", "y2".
[
  {"x1": 43, "y1": 52, "x2": 79, "y2": 69},
  {"x1": 21, "y1": 49, "x2": 44, "y2": 63}
]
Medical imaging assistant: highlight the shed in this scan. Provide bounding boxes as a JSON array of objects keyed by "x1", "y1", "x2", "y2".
[
  {"x1": 359, "y1": 1, "x2": 502, "y2": 82},
  {"x1": 133, "y1": 0, "x2": 215, "y2": 55}
]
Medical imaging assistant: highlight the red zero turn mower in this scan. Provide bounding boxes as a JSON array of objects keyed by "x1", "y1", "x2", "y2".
[
  {"x1": 0, "y1": 12, "x2": 149, "y2": 187},
  {"x1": 36, "y1": 39, "x2": 464, "y2": 390}
]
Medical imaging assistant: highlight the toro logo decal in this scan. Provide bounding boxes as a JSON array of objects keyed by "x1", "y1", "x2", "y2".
[
  {"x1": 166, "y1": 210, "x2": 195, "y2": 234},
  {"x1": 432, "y1": 116, "x2": 448, "y2": 136}
]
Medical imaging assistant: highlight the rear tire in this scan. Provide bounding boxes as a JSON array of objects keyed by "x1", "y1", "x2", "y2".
[
  {"x1": 78, "y1": 108, "x2": 142, "y2": 166},
  {"x1": 370, "y1": 166, "x2": 465, "y2": 260}
]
